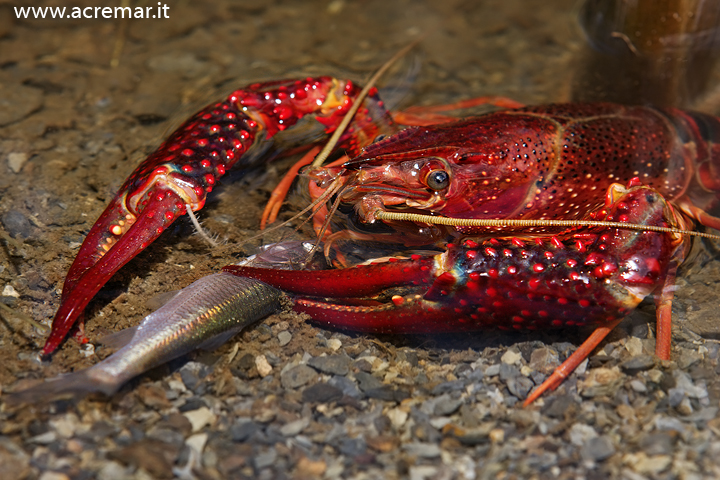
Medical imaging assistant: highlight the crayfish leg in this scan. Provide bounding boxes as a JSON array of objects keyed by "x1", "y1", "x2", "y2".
[
  {"x1": 654, "y1": 261, "x2": 680, "y2": 361},
  {"x1": 523, "y1": 318, "x2": 623, "y2": 407}
]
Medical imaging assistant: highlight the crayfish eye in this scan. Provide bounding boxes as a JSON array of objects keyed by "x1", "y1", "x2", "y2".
[{"x1": 425, "y1": 169, "x2": 450, "y2": 191}]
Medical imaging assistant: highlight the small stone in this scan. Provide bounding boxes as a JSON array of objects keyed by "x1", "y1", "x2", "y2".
[
  {"x1": 2, "y1": 210, "x2": 32, "y2": 239},
  {"x1": 49, "y1": 414, "x2": 78, "y2": 438},
  {"x1": 409, "y1": 466, "x2": 438, "y2": 480},
  {"x1": 579, "y1": 367, "x2": 624, "y2": 398},
  {"x1": 433, "y1": 394, "x2": 463, "y2": 416},
  {"x1": 620, "y1": 355, "x2": 655, "y2": 374},
  {"x1": 403, "y1": 442, "x2": 441, "y2": 458},
  {"x1": 569, "y1": 423, "x2": 597, "y2": 446},
  {"x1": 185, "y1": 433, "x2": 208, "y2": 464},
  {"x1": 98, "y1": 461, "x2": 128, "y2": 480},
  {"x1": 253, "y1": 448, "x2": 277, "y2": 470},
  {"x1": 338, "y1": 437, "x2": 366, "y2": 457},
  {"x1": 38, "y1": 472, "x2": 70, "y2": 480},
  {"x1": 296, "y1": 456, "x2": 326, "y2": 477},
  {"x1": 308, "y1": 355, "x2": 351, "y2": 375},
  {"x1": 355, "y1": 371, "x2": 383, "y2": 391},
  {"x1": 230, "y1": 419, "x2": 261, "y2": 442},
  {"x1": 639, "y1": 433, "x2": 676, "y2": 456},
  {"x1": 328, "y1": 375, "x2": 361, "y2": 398},
  {"x1": 529, "y1": 347, "x2": 559, "y2": 374},
  {"x1": 581, "y1": 435, "x2": 615, "y2": 462},
  {"x1": 629, "y1": 379, "x2": 647, "y2": 392},
  {"x1": 7, "y1": 152, "x2": 28, "y2": 173},
  {"x1": 183, "y1": 407, "x2": 216, "y2": 433},
  {"x1": 326, "y1": 338, "x2": 342, "y2": 351},
  {"x1": 543, "y1": 394, "x2": 578, "y2": 419},
  {"x1": 367, "y1": 435, "x2": 400, "y2": 453},
  {"x1": 302, "y1": 382, "x2": 343, "y2": 403},
  {"x1": 501, "y1": 349, "x2": 522, "y2": 365},
  {"x1": 2, "y1": 285, "x2": 19, "y2": 298},
  {"x1": 507, "y1": 376, "x2": 534, "y2": 399},
  {"x1": 387, "y1": 408, "x2": 409, "y2": 429},
  {"x1": 624, "y1": 337, "x2": 644, "y2": 356},
  {"x1": 280, "y1": 417, "x2": 310, "y2": 436},
  {"x1": 489, "y1": 428, "x2": 504, "y2": 443},
  {"x1": 277, "y1": 331, "x2": 292, "y2": 346},
  {"x1": 255, "y1": 354, "x2": 272, "y2": 377},
  {"x1": 484, "y1": 364, "x2": 500, "y2": 377},
  {"x1": 281, "y1": 365, "x2": 316, "y2": 389},
  {"x1": 624, "y1": 452, "x2": 672, "y2": 474},
  {"x1": 28, "y1": 431, "x2": 57, "y2": 444},
  {"x1": 431, "y1": 380, "x2": 465, "y2": 395}
]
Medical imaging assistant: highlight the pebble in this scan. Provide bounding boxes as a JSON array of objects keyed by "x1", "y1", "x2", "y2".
[
  {"x1": 579, "y1": 367, "x2": 623, "y2": 398},
  {"x1": 28, "y1": 431, "x2": 57, "y2": 444},
  {"x1": 277, "y1": 331, "x2": 292, "y2": 346},
  {"x1": 328, "y1": 375, "x2": 361, "y2": 398},
  {"x1": 672, "y1": 370, "x2": 708, "y2": 400},
  {"x1": 255, "y1": 354, "x2": 273, "y2": 377},
  {"x1": 431, "y1": 380, "x2": 465, "y2": 395},
  {"x1": 185, "y1": 433, "x2": 208, "y2": 459},
  {"x1": 620, "y1": 355, "x2": 655, "y2": 375},
  {"x1": 301, "y1": 382, "x2": 343, "y2": 403},
  {"x1": 355, "y1": 371, "x2": 383, "y2": 391},
  {"x1": 386, "y1": 407, "x2": 409, "y2": 429},
  {"x1": 97, "y1": 461, "x2": 128, "y2": 480},
  {"x1": 624, "y1": 337, "x2": 644, "y2": 356},
  {"x1": 183, "y1": 407, "x2": 216, "y2": 433},
  {"x1": 529, "y1": 347, "x2": 560, "y2": 374},
  {"x1": 569, "y1": 423, "x2": 597, "y2": 446},
  {"x1": 507, "y1": 376, "x2": 534, "y2": 399},
  {"x1": 484, "y1": 364, "x2": 500, "y2": 377},
  {"x1": 253, "y1": 448, "x2": 277, "y2": 470},
  {"x1": 280, "y1": 417, "x2": 310, "y2": 436},
  {"x1": 326, "y1": 338, "x2": 342, "y2": 351},
  {"x1": 308, "y1": 354, "x2": 351, "y2": 375},
  {"x1": 624, "y1": 452, "x2": 672, "y2": 474},
  {"x1": 38, "y1": 472, "x2": 70, "y2": 480},
  {"x1": 230, "y1": 419, "x2": 261, "y2": 442},
  {"x1": 338, "y1": 437, "x2": 367, "y2": 457},
  {"x1": 629, "y1": 379, "x2": 647, "y2": 392},
  {"x1": 580, "y1": 435, "x2": 615, "y2": 462},
  {"x1": 638, "y1": 433, "x2": 676, "y2": 456},
  {"x1": 409, "y1": 466, "x2": 439, "y2": 480},
  {"x1": 2, "y1": 210, "x2": 33, "y2": 239},
  {"x1": 7, "y1": 152, "x2": 28, "y2": 173},
  {"x1": 403, "y1": 442, "x2": 441, "y2": 458},
  {"x1": 432, "y1": 394, "x2": 464, "y2": 416},
  {"x1": 280, "y1": 365, "x2": 317, "y2": 389},
  {"x1": 501, "y1": 349, "x2": 522, "y2": 365}
]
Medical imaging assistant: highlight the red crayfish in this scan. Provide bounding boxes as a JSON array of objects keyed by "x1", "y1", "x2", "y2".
[{"x1": 41, "y1": 71, "x2": 720, "y2": 405}]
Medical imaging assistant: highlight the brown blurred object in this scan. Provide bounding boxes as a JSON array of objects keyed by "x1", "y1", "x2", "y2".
[{"x1": 572, "y1": 0, "x2": 720, "y2": 108}]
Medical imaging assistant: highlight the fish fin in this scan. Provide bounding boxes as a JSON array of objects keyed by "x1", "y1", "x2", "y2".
[
  {"x1": 145, "y1": 290, "x2": 182, "y2": 310},
  {"x1": 3, "y1": 368, "x2": 118, "y2": 407},
  {"x1": 96, "y1": 326, "x2": 139, "y2": 350},
  {"x1": 196, "y1": 328, "x2": 242, "y2": 351}
]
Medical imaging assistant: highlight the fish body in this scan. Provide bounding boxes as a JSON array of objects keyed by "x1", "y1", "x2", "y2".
[{"x1": 6, "y1": 274, "x2": 282, "y2": 405}]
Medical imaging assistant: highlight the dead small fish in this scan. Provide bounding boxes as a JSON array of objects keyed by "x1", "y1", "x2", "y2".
[{"x1": 5, "y1": 273, "x2": 282, "y2": 406}]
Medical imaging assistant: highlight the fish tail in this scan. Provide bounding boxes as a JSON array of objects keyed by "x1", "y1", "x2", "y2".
[{"x1": 3, "y1": 367, "x2": 119, "y2": 407}]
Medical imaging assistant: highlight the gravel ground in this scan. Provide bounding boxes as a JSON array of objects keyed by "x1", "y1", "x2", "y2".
[{"x1": 2, "y1": 1, "x2": 720, "y2": 479}]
